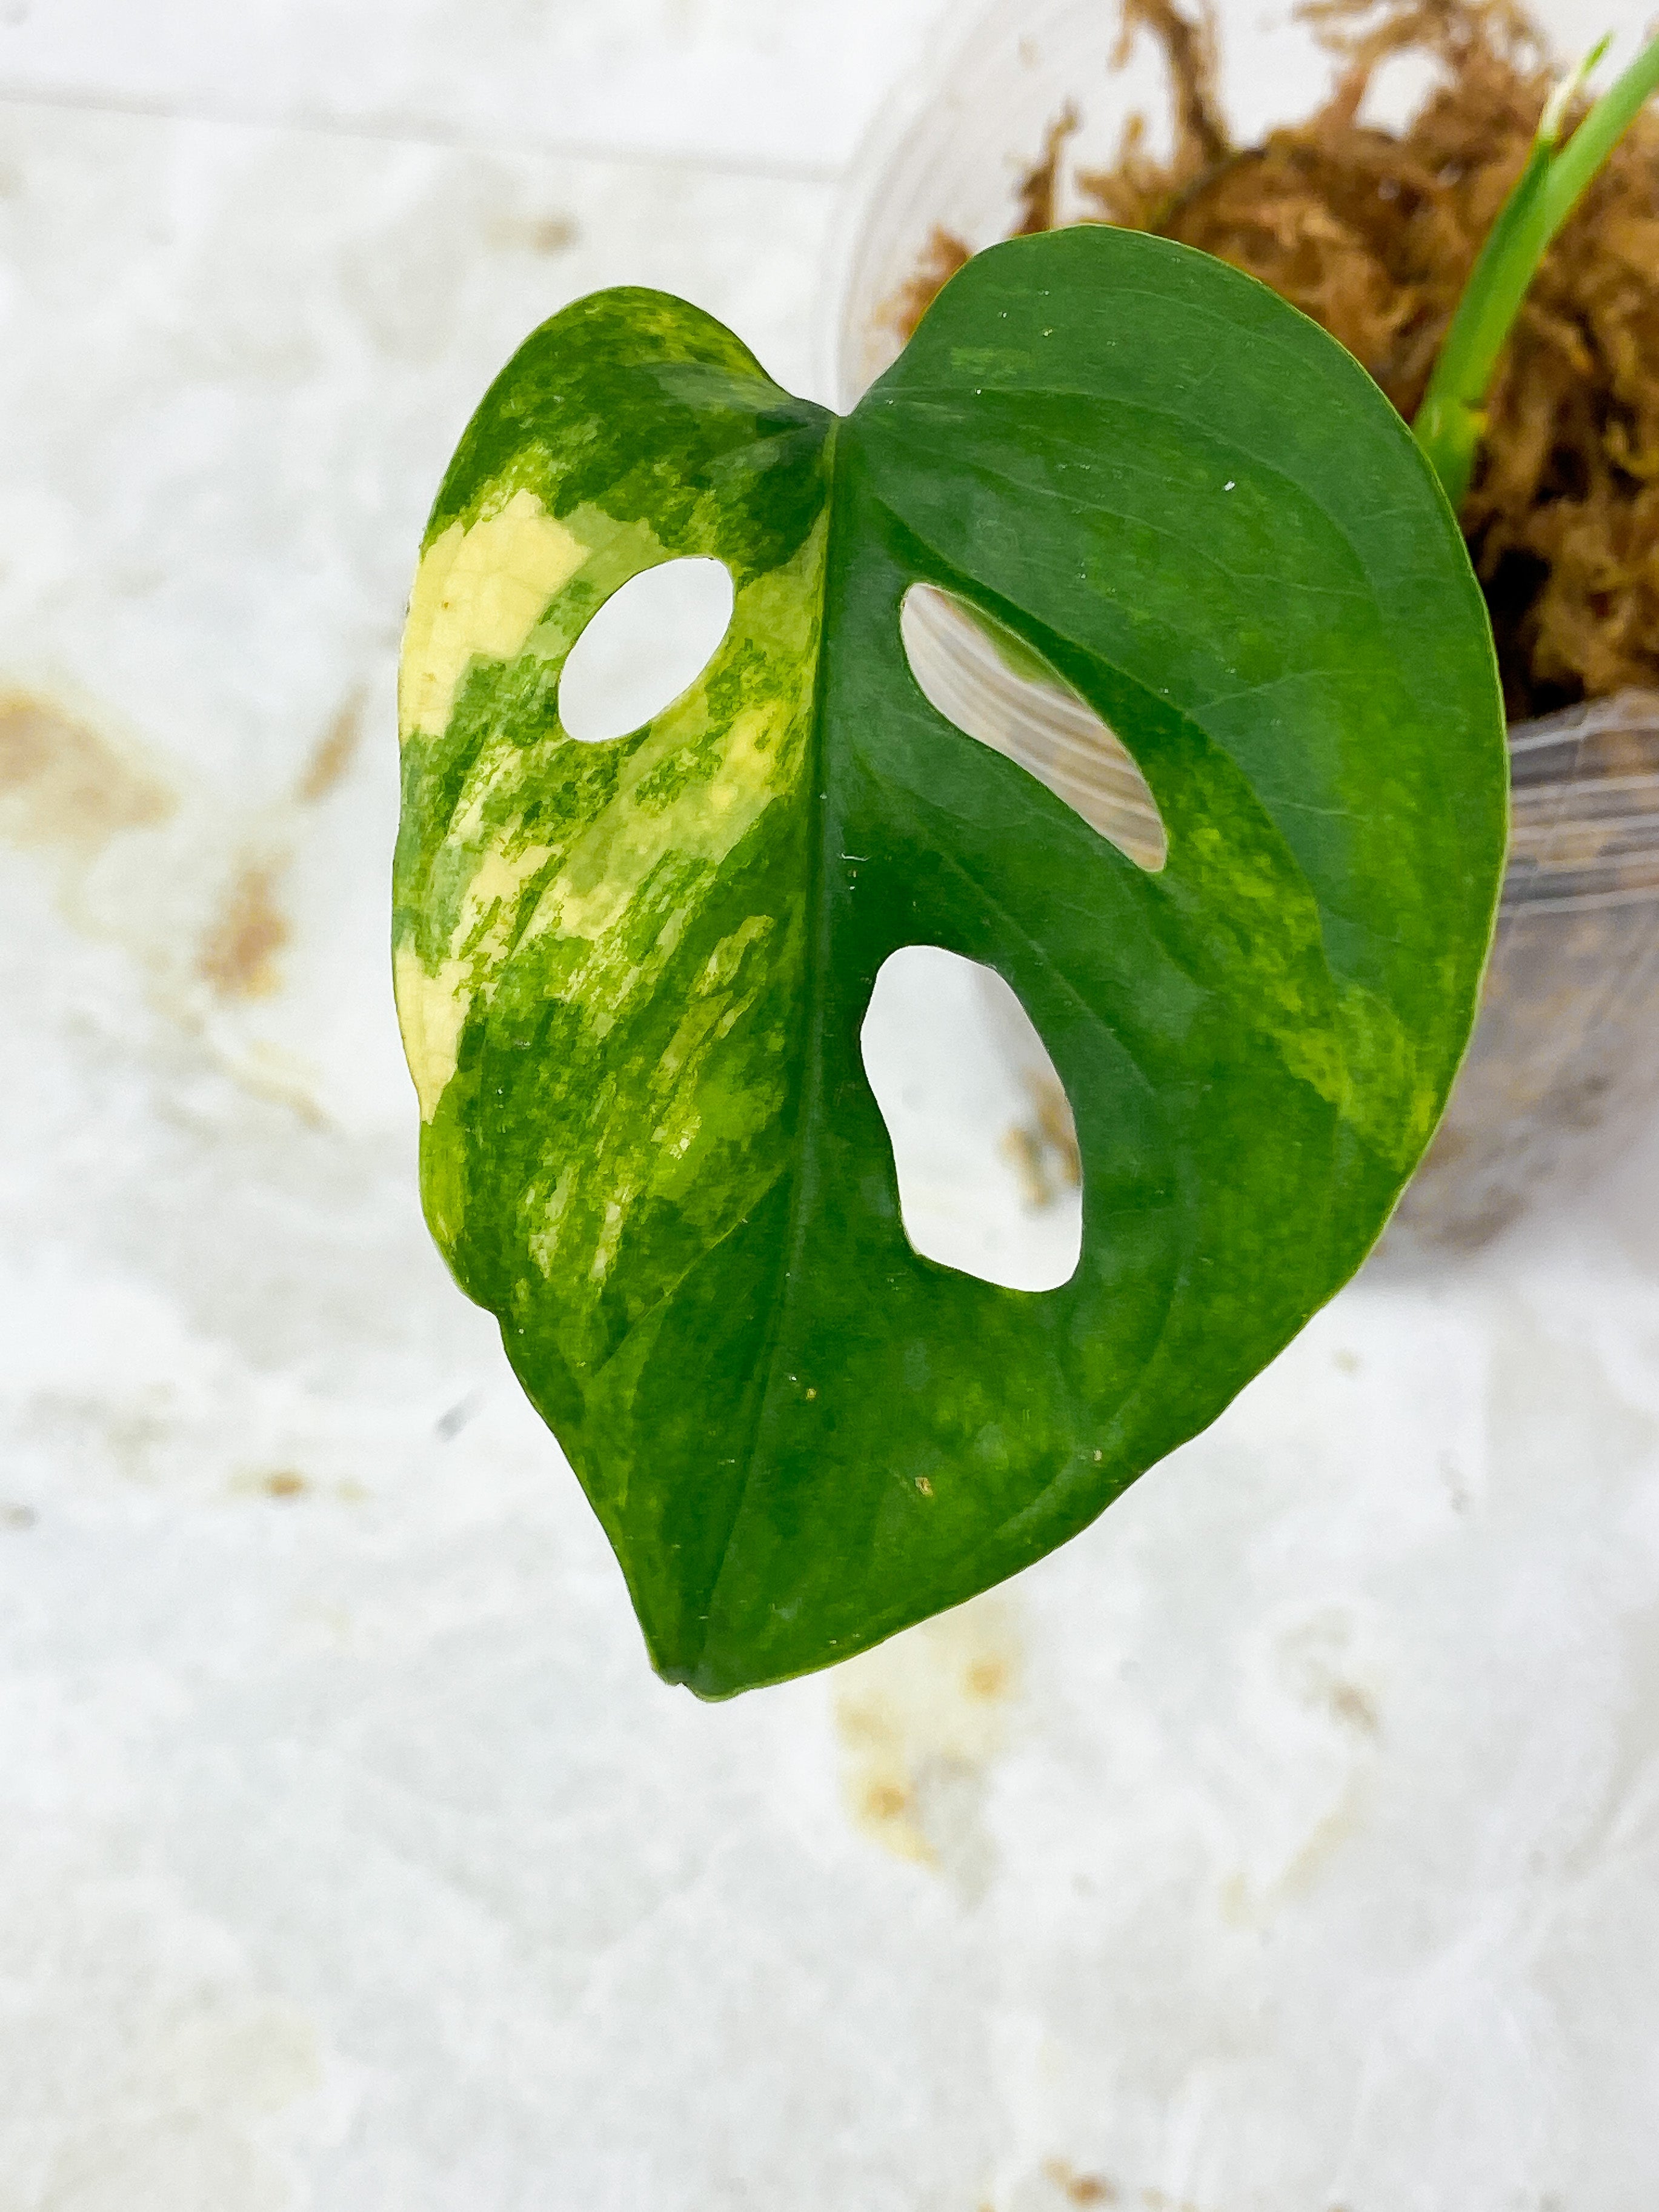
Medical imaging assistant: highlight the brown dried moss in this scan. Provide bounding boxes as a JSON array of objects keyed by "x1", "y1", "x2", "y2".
[
  {"x1": 899, "y1": 0, "x2": 1659, "y2": 719},
  {"x1": 885, "y1": 224, "x2": 973, "y2": 357}
]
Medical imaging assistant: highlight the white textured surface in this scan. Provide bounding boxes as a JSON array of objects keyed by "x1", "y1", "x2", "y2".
[
  {"x1": 0, "y1": 0, "x2": 945, "y2": 172},
  {"x1": 2, "y1": 4, "x2": 1659, "y2": 2207}
]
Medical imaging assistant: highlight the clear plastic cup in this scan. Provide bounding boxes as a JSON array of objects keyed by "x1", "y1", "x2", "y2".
[
  {"x1": 828, "y1": 0, "x2": 1659, "y2": 1251},
  {"x1": 1388, "y1": 694, "x2": 1659, "y2": 1250},
  {"x1": 823, "y1": 0, "x2": 1627, "y2": 409},
  {"x1": 824, "y1": 0, "x2": 1343, "y2": 411}
]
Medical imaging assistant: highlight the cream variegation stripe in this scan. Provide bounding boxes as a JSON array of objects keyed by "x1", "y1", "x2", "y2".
[
  {"x1": 393, "y1": 942, "x2": 473, "y2": 1122},
  {"x1": 393, "y1": 831, "x2": 557, "y2": 1123},
  {"x1": 397, "y1": 502, "x2": 823, "y2": 1153},
  {"x1": 400, "y1": 488, "x2": 587, "y2": 742},
  {"x1": 523, "y1": 701, "x2": 792, "y2": 983}
]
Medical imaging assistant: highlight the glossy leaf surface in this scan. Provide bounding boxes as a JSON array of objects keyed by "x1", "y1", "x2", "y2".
[{"x1": 394, "y1": 228, "x2": 1506, "y2": 1696}]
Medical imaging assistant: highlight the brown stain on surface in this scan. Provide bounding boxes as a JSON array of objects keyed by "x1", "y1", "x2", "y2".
[
  {"x1": 834, "y1": 1595, "x2": 1022, "y2": 1895},
  {"x1": 1282, "y1": 1610, "x2": 1383, "y2": 1741},
  {"x1": 1278, "y1": 1772, "x2": 1369, "y2": 1901},
  {"x1": 231, "y1": 1469, "x2": 367, "y2": 1505},
  {"x1": 0, "y1": 691, "x2": 175, "y2": 855},
  {"x1": 1002, "y1": 1121, "x2": 1054, "y2": 1209},
  {"x1": 294, "y1": 691, "x2": 364, "y2": 803},
  {"x1": 1030, "y1": 1069, "x2": 1082, "y2": 1186},
  {"x1": 861, "y1": 1779, "x2": 910, "y2": 1822},
  {"x1": 1044, "y1": 2161, "x2": 1118, "y2": 2205},
  {"x1": 1328, "y1": 1679, "x2": 1380, "y2": 1736},
  {"x1": 199, "y1": 862, "x2": 290, "y2": 998},
  {"x1": 486, "y1": 211, "x2": 579, "y2": 255},
  {"x1": 1003, "y1": 1071, "x2": 1083, "y2": 1210}
]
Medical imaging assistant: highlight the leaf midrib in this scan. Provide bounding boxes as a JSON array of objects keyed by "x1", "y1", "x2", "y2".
[{"x1": 680, "y1": 413, "x2": 845, "y2": 1681}]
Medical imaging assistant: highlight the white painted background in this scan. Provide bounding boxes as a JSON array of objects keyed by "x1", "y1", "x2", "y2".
[{"x1": 2, "y1": 3, "x2": 1658, "y2": 2207}]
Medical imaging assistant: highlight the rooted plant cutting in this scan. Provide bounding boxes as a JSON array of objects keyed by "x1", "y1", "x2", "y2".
[
  {"x1": 882, "y1": 0, "x2": 1659, "y2": 1257},
  {"x1": 394, "y1": 221, "x2": 1505, "y2": 1693},
  {"x1": 894, "y1": 0, "x2": 1659, "y2": 720}
]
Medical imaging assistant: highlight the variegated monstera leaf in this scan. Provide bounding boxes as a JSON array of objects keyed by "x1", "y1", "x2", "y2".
[{"x1": 394, "y1": 227, "x2": 1506, "y2": 1698}]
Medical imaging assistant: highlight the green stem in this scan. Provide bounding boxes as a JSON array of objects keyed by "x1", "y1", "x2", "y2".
[{"x1": 1412, "y1": 30, "x2": 1659, "y2": 511}]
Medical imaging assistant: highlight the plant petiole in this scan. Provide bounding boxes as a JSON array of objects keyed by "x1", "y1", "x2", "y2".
[{"x1": 1413, "y1": 29, "x2": 1659, "y2": 511}]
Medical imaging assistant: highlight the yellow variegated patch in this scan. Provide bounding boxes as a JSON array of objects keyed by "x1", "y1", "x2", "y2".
[
  {"x1": 399, "y1": 488, "x2": 586, "y2": 743},
  {"x1": 391, "y1": 940, "x2": 472, "y2": 1123}
]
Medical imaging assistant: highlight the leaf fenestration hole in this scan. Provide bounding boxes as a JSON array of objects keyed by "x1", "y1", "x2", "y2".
[
  {"x1": 860, "y1": 945, "x2": 1082, "y2": 1293},
  {"x1": 899, "y1": 585, "x2": 1168, "y2": 871},
  {"x1": 557, "y1": 557, "x2": 735, "y2": 743}
]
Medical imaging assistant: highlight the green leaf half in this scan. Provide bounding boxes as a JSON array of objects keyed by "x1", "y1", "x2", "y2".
[{"x1": 393, "y1": 228, "x2": 1506, "y2": 1698}]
